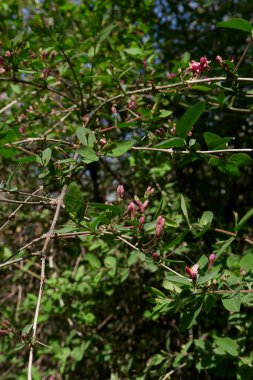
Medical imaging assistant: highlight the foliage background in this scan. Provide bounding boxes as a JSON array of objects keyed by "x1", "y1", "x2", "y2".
[{"x1": 0, "y1": 1, "x2": 252, "y2": 379}]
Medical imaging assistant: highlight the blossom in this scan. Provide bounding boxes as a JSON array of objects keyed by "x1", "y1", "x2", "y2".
[
  {"x1": 116, "y1": 185, "x2": 124, "y2": 202},
  {"x1": 155, "y1": 215, "x2": 166, "y2": 237},
  {"x1": 185, "y1": 56, "x2": 210, "y2": 78},
  {"x1": 152, "y1": 252, "x2": 160, "y2": 262},
  {"x1": 127, "y1": 201, "x2": 136, "y2": 219},
  {"x1": 138, "y1": 215, "x2": 145, "y2": 231},
  {"x1": 209, "y1": 253, "x2": 216, "y2": 269},
  {"x1": 185, "y1": 264, "x2": 199, "y2": 279}
]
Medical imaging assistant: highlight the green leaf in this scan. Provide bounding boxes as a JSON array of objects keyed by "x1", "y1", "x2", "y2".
[
  {"x1": 42, "y1": 147, "x2": 52, "y2": 166},
  {"x1": 98, "y1": 24, "x2": 117, "y2": 43},
  {"x1": 86, "y1": 253, "x2": 101, "y2": 269},
  {"x1": 176, "y1": 102, "x2": 205, "y2": 138},
  {"x1": 159, "y1": 109, "x2": 173, "y2": 118},
  {"x1": 64, "y1": 182, "x2": 85, "y2": 222},
  {"x1": 222, "y1": 288, "x2": 241, "y2": 312},
  {"x1": 76, "y1": 127, "x2": 96, "y2": 147},
  {"x1": 144, "y1": 285, "x2": 167, "y2": 299},
  {"x1": 199, "y1": 211, "x2": 213, "y2": 227},
  {"x1": 217, "y1": 18, "x2": 252, "y2": 33},
  {"x1": 181, "y1": 194, "x2": 190, "y2": 227},
  {"x1": 180, "y1": 297, "x2": 204, "y2": 330},
  {"x1": 228, "y1": 153, "x2": 253, "y2": 168},
  {"x1": 22, "y1": 324, "x2": 33, "y2": 336},
  {"x1": 77, "y1": 146, "x2": 99, "y2": 164},
  {"x1": 213, "y1": 336, "x2": 239, "y2": 356},
  {"x1": 154, "y1": 137, "x2": 185, "y2": 149},
  {"x1": 76, "y1": 127, "x2": 88, "y2": 145},
  {"x1": 216, "y1": 237, "x2": 235, "y2": 259},
  {"x1": 104, "y1": 140, "x2": 134, "y2": 157},
  {"x1": 197, "y1": 270, "x2": 219, "y2": 285},
  {"x1": 124, "y1": 47, "x2": 143, "y2": 56},
  {"x1": 204, "y1": 132, "x2": 232, "y2": 150},
  {"x1": 88, "y1": 202, "x2": 122, "y2": 215},
  {"x1": 236, "y1": 208, "x2": 253, "y2": 231}
]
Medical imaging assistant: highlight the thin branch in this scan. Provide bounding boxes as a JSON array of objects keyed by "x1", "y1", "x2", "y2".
[
  {"x1": 234, "y1": 36, "x2": 253, "y2": 72},
  {"x1": 27, "y1": 184, "x2": 68, "y2": 380},
  {"x1": 9, "y1": 138, "x2": 75, "y2": 147},
  {"x1": 0, "y1": 188, "x2": 44, "y2": 232},
  {"x1": 0, "y1": 197, "x2": 52, "y2": 205},
  {"x1": 131, "y1": 147, "x2": 253, "y2": 154},
  {"x1": 0, "y1": 77, "x2": 76, "y2": 104}
]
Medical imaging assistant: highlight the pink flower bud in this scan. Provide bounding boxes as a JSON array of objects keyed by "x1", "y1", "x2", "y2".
[
  {"x1": 155, "y1": 215, "x2": 165, "y2": 237},
  {"x1": 188, "y1": 131, "x2": 192, "y2": 137},
  {"x1": 41, "y1": 51, "x2": 48, "y2": 60},
  {"x1": 166, "y1": 72, "x2": 176, "y2": 79},
  {"x1": 30, "y1": 52, "x2": 37, "y2": 59},
  {"x1": 42, "y1": 68, "x2": 50, "y2": 79},
  {"x1": 209, "y1": 253, "x2": 216, "y2": 269},
  {"x1": 0, "y1": 330, "x2": 9, "y2": 336},
  {"x1": 152, "y1": 252, "x2": 160, "y2": 262},
  {"x1": 0, "y1": 67, "x2": 6, "y2": 74},
  {"x1": 135, "y1": 197, "x2": 145, "y2": 213},
  {"x1": 100, "y1": 137, "x2": 107, "y2": 146},
  {"x1": 229, "y1": 55, "x2": 235, "y2": 63},
  {"x1": 5, "y1": 51, "x2": 11, "y2": 57},
  {"x1": 185, "y1": 264, "x2": 199, "y2": 279},
  {"x1": 51, "y1": 51, "x2": 56, "y2": 60},
  {"x1": 127, "y1": 202, "x2": 136, "y2": 219},
  {"x1": 215, "y1": 55, "x2": 223, "y2": 64},
  {"x1": 138, "y1": 215, "x2": 145, "y2": 231},
  {"x1": 145, "y1": 186, "x2": 155, "y2": 197},
  {"x1": 116, "y1": 184, "x2": 124, "y2": 202}
]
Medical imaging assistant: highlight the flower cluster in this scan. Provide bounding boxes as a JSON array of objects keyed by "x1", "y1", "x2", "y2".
[{"x1": 185, "y1": 56, "x2": 210, "y2": 78}]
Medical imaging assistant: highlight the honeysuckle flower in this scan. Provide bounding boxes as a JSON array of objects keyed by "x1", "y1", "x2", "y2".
[
  {"x1": 138, "y1": 215, "x2": 145, "y2": 231},
  {"x1": 116, "y1": 185, "x2": 124, "y2": 202},
  {"x1": 152, "y1": 252, "x2": 160, "y2": 262},
  {"x1": 127, "y1": 201, "x2": 136, "y2": 219},
  {"x1": 155, "y1": 215, "x2": 166, "y2": 237},
  {"x1": 209, "y1": 253, "x2": 216, "y2": 269},
  {"x1": 185, "y1": 264, "x2": 199, "y2": 279},
  {"x1": 185, "y1": 56, "x2": 211, "y2": 78}
]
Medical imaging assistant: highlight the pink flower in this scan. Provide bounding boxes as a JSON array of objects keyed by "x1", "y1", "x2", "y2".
[
  {"x1": 185, "y1": 57, "x2": 210, "y2": 78},
  {"x1": 152, "y1": 252, "x2": 160, "y2": 262},
  {"x1": 100, "y1": 137, "x2": 107, "y2": 146},
  {"x1": 116, "y1": 185, "x2": 124, "y2": 202},
  {"x1": 5, "y1": 51, "x2": 11, "y2": 57},
  {"x1": 209, "y1": 254, "x2": 216, "y2": 269},
  {"x1": 215, "y1": 55, "x2": 223, "y2": 64},
  {"x1": 138, "y1": 215, "x2": 145, "y2": 231},
  {"x1": 185, "y1": 264, "x2": 199, "y2": 279},
  {"x1": 127, "y1": 202, "x2": 136, "y2": 219},
  {"x1": 166, "y1": 72, "x2": 176, "y2": 79},
  {"x1": 155, "y1": 215, "x2": 165, "y2": 237},
  {"x1": 134, "y1": 197, "x2": 149, "y2": 213},
  {"x1": 145, "y1": 186, "x2": 155, "y2": 198}
]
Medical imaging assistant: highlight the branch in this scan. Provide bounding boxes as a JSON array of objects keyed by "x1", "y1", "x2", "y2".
[
  {"x1": 27, "y1": 184, "x2": 68, "y2": 380},
  {"x1": 131, "y1": 147, "x2": 253, "y2": 154}
]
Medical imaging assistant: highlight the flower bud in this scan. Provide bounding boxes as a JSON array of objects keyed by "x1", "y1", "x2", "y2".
[
  {"x1": 1, "y1": 320, "x2": 10, "y2": 328},
  {"x1": 138, "y1": 215, "x2": 145, "y2": 231},
  {"x1": 0, "y1": 330, "x2": 9, "y2": 336},
  {"x1": 155, "y1": 215, "x2": 165, "y2": 237},
  {"x1": 100, "y1": 137, "x2": 107, "y2": 146},
  {"x1": 209, "y1": 253, "x2": 216, "y2": 269},
  {"x1": 145, "y1": 186, "x2": 155, "y2": 197},
  {"x1": 185, "y1": 264, "x2": 199, "y2": 279},
  {"x1": 116, "y1": 184, "x2": 124, "y2": 202},
  {"x1": 127, "y1": 201, "x2": 136, "y2": 219},
  {"x1": 5, "y1": 51, "x2": 11, "y2": 57},
  {"x1": 152, "y1": 252, "x2": 160, "y2": 262}
]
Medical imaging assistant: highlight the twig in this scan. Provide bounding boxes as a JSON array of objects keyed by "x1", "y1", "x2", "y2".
[
  {"x1": 27, "y1": 184, "x2": 68, "y2": 380},
  {"x1": 131, "y1": 147, "x2": 253, "y2": 154},
  {"x1": 0, "y1": 188, "x2": 44, "y2": 232},
  {"x1": 234, "y1": 36, "x2": 253, "y2": 73},
  {"x1": 9, "y1": 138, "x2": 75, "y2": 147}
]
